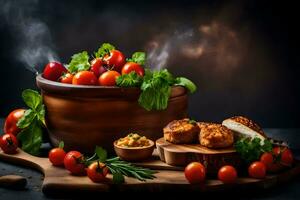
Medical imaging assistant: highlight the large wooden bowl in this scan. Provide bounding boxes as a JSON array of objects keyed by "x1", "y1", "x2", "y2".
[{"x1": 36, "y1": 75, "x2": 188, "y2": 153}]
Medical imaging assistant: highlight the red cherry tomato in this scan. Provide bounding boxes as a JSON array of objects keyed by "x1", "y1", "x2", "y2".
[
  {"x1": 260, "y1": 152, "x2": 274, "y2": 171},
  {"x1": 49, "y1": 148, "x2": 66, "y2": 166},
  {"x1": 43, "y1": 62, "x2": 67, "y2": 81},
  {"x1": 4, "y1": 109, "x2": 26, "y2": 136},
  {"x1": 90, "y1": 58, "x2": 107, "y2": 77},
  {"x1": 279, "y1": 148, "x2": 293, "y2": 166},
  {"x1": 60, "y1": 73, "x2": 74, "y2": 84},
  {"x1": 0, "y1": 133, "x2": 18, "y2": 154},
  {"x1": 121, "y1": 62, "x2": 144, "y2": 76},
  {"x1": 103, "y1": 50, "x2": 126, "y2": 72},
  {"x1": 87, "y1": 161, "x2": 109, "y2": 183},
  {"x1": 72, "y1": 71, "x2": 98, "y2": 85},
  {"x1": 248, "y1": 161, "x2": 266, "y2": 179},
  {"x1": 184, "y1": 162, "x2": 206, "y2": 184},
  {"x1": 218, "y1": 165, "x2": 238, "y2": 184},
  {"x1": 98, "y1": 70, "x2": 120, "y2": 86},
  {"x1": 64, "y1": 151, "x2": 86, "y2": 175}
]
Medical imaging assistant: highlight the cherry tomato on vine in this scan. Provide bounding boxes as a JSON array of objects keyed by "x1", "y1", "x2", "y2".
[
  {"x1": 4, "y1": 109, "x2": 26, "y2": 136},
  {"x1": 0, "y1": 133, "x2": 18, "y2": 154},
  {"x1": 43, "y1": 62, "x2": 67, "y2": 81},
  {"x1": 64, "y1": 151, "x2": 86, "y2": 175},
  {"x1": 87, "y1": 161, "x2": 109, "y2": 183},
  {"x1": 184, "y1": 162, "x2": 206, "y2": 184}
]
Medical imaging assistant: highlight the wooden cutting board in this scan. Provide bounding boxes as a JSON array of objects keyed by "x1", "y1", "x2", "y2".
[
  {"x1": 156, "y1": 138, "x2": 242, "y2": 173},
  {"x1": 1, "y1": 148, "x2": 300, "y2": 195}
]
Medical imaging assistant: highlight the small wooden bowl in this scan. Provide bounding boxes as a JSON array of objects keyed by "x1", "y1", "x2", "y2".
[{"x1": 113, "y1": 140, "x2": 155, "y2": 161}]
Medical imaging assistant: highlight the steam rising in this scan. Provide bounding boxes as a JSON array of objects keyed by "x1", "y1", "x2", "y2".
[
  {"x1": 0, "y1": 0, "x2": 59, "y2": 73},
  {"x1": 146, "y1": 22, "x2": 245, "y2": 72}
]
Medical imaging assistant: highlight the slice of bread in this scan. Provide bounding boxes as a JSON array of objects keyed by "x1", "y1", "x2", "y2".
[{"x1": 222, "y1": 116, "x2": 266, "y2": 141}]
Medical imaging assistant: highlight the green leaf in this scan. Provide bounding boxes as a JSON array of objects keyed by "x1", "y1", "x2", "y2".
[
  {"x1": 94, "y1": 43, "x2": 115, "y2": 58},
  {"x1": 17, "y1": 109, "x2": 36, "y2": 129},
  {"x1": 116, "y1": 72, "x2": 143, "y2": 87},
  {"x1": 58, "y1": 141, "x2": 64, "y2": 149},
  {"x1": 67, "y1": 51, "x2": 90, "y2": 73},
  {"x1": 188, "y1": 119, "x2": 197, "y2": 125},
  {"x1": 234, "y1": 137, "x2": 273, "y2": 163},
  {"x1": 127, "y1": 52, "x2": 146, "y2": 65},
  {"x1": 95, "y1": 146, "x2": 107, "y2": 162},
  {"x1": 175, "y1": 77, "x2": 197, "y2": 93},
  {"x1": 36, "y1": 104, "x2": 46, "y2": 126},
  {"x1": 22, "y1": 89, "x2": 42, "y2": 110},
  {"x1": 138, "y1": 69, "x2": 174, "y2": 111},
  {"x1": 112, "y1": 172, "x2": 125, "y2": 184},
  {"x1": 17, "y1": 118, "x2": 43, "y2": 156}
]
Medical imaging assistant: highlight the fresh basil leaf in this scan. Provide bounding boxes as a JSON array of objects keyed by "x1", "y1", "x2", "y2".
[
  {"x1": 127, "y1": 52, "x2": 146, "y2": 65},
  {"x1": 116, "y1": 72, "x2": 143, "y2": 87},
  {"x1": 58, "y1": 141, "x2": 64, "y2": 149},
  {"x1": 175, "y1": 77, "x2": 197, "y2": 93},
  {"x1": 112, "y1": 172, "x2": 125, "y2": 184},
  {"x1": 17, "y1": 109, "x2": 36, "y2": 129},
  {"x1": 17, "y1": 118, "x2": 43, "y2": 156},
  {"x1": 67, "y1": 51, "x2": 90, "y2": 73},
  {"x1": 95, "y1": 43, "x2": 115, "y2": 58},
  {"x1": 22, "y1": 89, "x2": 42, "y2": 110},
  {"x1": 95, "y1": 146, "x2": 107, "y2": 162},
  {"x1": 36, "y1": 104, "x2": 46, "y2": 126}
]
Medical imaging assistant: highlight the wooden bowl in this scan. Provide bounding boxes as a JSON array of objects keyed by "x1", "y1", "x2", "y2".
[
  {"x1": 36, "y1": 74, "x2": 188, "y2": 153},
  {"x1": 113, "y1": 140, "x2": 155, "y2": 161}
]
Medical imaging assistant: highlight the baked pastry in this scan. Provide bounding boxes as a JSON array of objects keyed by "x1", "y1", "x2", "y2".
[
  {"x1": 199, "y1": 123, "x2": 234, "y2": 148},
  {"x1": 163, "y1": 118, "x2": 200, "y2": 144},
  {"x1": 222, "y1": 116, "x2": 266, "y2": 140}
]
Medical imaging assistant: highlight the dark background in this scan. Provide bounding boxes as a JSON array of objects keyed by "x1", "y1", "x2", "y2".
[{"x1": 0, "y1": 0, "x2": 298, "y2": 128}]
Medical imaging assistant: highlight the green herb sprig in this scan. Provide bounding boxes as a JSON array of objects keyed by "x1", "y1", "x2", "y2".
[
  {"x1": 88, "y1": 146, "x2": 157, "y2": 184},
  {"x1": 234, "y1": 137, "x2": 273, "y2": 163},
  {"x1": 17, "y1": 89, "x2": 45, "y2": 155}
]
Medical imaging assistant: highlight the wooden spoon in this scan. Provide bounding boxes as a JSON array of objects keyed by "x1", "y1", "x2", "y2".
[{"x1": 0, "y1": 175, "x2": 27, "y2": 189}]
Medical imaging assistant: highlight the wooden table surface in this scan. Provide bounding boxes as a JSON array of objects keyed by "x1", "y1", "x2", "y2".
[{"x1": 0, "y1": 118, "x2": 299, "y2": 198}]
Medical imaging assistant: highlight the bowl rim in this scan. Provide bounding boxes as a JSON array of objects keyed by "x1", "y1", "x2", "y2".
[
  {"x1": 113, "y1": 139, "x2": 155, "y2": 150},
  {"x1": 36, "y1": 74, "x2": 139, "y2": 90},
  {"x1": 36, "y1": 74, "x2": 187, "y2": 98}
]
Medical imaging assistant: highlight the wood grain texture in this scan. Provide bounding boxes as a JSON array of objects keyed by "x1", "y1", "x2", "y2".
[
  {"x1": 156, "y1": 138, "x2": 242, "y2": 174},
  {"x1": 1, "y1": 148, "x2": 300, "y2": 194},
  {"x1": 36, "y1": 74, "x2": 188, "y2": 154}
]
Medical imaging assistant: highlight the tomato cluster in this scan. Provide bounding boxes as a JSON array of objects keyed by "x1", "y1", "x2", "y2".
[
  {"x1": 42, "y1": 48, "x2": 144, "y2": 86},
  {"x1": 48, "y1": 145, "x2": 108, "y2": 183},
  {"x1": 0, "y1": 109, "x2": 26, "y2": 154},
  {"x1": 184, "y1": 146, "x2": 294, "y2": 184}
]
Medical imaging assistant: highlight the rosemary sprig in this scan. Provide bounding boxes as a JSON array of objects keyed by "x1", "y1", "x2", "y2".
[{"x1": 89, "y1": 146, "x2": 157, "y2": 184}]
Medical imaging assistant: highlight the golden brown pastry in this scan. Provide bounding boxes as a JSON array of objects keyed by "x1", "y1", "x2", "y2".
[
  {"x1": 222, "y1": 116, "x2": 266, "y2": 140},
  {"x1": 199, "y1": 123, "x2": 234, "y2": 148},
  {"x1": 163, "y1": 118, "x2": 200, "y2": 144}
]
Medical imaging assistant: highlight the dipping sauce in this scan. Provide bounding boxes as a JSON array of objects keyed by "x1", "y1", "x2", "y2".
[{"x1": 116, "y1": 133, "x2": 151, "y2": 147}]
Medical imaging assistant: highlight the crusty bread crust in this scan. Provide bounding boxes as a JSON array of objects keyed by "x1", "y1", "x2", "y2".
[
  {"x1": 227, "y1": 116, "x2": 265, "y2": 136},
  {"x1": 198, "y1": 123, "x2": 234, "y2": 148},
  {"x1": 163, "y1": 118, "x2": 200, "y2": 144},
  {"x1": 222, "y1": 116, "x2": 266, "y2": 141}
]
